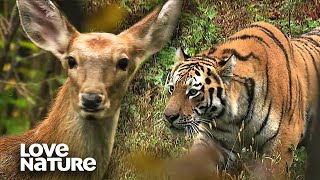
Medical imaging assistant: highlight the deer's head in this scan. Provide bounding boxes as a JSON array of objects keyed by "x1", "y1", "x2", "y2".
[{"x1": 17, "y1": 0, "x2": 182, "y2": 120}]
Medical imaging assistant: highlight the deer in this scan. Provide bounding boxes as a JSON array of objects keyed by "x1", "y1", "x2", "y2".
[{"x1": 0, "y1": 0, "x2": 182, "y2": 179}]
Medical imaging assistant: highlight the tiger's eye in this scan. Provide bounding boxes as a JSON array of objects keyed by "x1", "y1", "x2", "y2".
[
  {"x1": 188, "y1": 89, "x2": 198, "y2": 96},
  {"x1": 169, "y1": 85, "x2": 174, "y2": 94}
]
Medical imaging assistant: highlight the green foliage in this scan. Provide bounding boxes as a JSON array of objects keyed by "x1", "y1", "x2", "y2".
[
  {"x1": 0, "y1": 118, "x2": 30, "y2": 135},
  {"x1": 120, "y1": 0, "x2": 162, "y2": 13},
  {"x1": 0, "y1": 1, "x2": 65, "y2": 135},
  {"x1": 19, "y1": 41, "x2": 39, "y2": 52},
  {"x1": 146, "y1": 47, "x2": 177, "y2": 86},
  {"x1": 0, "y1": 40, "x2": 4, "y2": 49},
  {"x1": 180, "y1": 4, "x2": 221, "y2": 55},
  {"x1": 290, "y1": 146, "x2": 307, "y2": 178}
]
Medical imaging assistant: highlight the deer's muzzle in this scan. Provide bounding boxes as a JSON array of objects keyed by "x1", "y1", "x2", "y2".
[{"x1": 81, "y1": 93, "x2": 103, "y2": 112}]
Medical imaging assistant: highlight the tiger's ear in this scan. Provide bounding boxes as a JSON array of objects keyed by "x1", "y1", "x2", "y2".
[
  {"x1": 176, "y1": 48, "x2": 190, "y2": 61},
  {"x1": 219, "y1": 55, "x2": 237, "y2": 83}
]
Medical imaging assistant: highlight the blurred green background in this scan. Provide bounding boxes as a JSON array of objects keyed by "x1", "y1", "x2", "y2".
[{"x1": 0, "y1": 0, "x2": 319, "y2": 179}]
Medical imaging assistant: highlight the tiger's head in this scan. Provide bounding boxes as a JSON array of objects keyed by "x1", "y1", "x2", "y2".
[{"x1": 163, "y1": 48, "x2": 237, "y2": 136}]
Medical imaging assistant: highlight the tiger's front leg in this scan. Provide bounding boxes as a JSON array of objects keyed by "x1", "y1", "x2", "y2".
[
  {"x1": 271, "y1": 118, "x2": 304, "y2": 179},
  {"x1": 250, "y1": 115, "x2": 305, "y2": 179}
]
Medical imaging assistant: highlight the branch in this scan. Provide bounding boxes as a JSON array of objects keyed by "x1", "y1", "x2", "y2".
[{"x1": 0, "y1": 4, "x2": 20, "y2": 92}]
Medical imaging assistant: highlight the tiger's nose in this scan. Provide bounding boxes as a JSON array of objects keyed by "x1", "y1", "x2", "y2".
[
  {"x1": 81, "y1": 93, "x2": 102, "y2": 110},
  {"x1": 164, "y1": 113, "x2": 180, "y2": 124}
]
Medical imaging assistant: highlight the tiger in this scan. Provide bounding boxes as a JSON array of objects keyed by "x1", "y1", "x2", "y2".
[{"x1": 163, "y1": 22, "x2": 320, "y2": 177}]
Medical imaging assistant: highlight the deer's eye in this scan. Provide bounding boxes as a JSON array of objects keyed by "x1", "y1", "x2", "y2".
[
  {"x1": 117, "y1": 58, "x2": 128, "y2": 71},
  {"x1": 66, "y1": 56, "x2": 77, "y2": 69}
]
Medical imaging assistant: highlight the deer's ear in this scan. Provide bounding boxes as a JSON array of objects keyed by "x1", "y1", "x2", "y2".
[
  {"x1": 119, "y1": 0, "x2": 182, "y2": 65},
  {"x1": 16, "y1": 0, "x2": 77, "y2": 59}
]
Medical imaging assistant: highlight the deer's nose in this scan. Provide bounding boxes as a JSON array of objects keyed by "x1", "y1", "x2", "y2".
[{"x1": 81, "y1": 93, "x2": 102, "y2": 110}]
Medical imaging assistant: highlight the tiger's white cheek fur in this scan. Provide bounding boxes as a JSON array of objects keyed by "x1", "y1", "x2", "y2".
[
  {"x1": 227, "y1": 84, "x2": 248, "y2": 120},
  {"x1": 229, "y1": 93, "x2": 240, "y2": 118},
  {"x1": 172, "y1": 72, "x2": 180, "y2": 86}
]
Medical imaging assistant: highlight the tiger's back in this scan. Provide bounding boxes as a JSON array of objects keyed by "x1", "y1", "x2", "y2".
[
  {"x1": 202, "y1": 22, "x2": 319, "y2": 152},
  {"x1": 164, "y1": 22, "x2": 320, "y2": 176}
]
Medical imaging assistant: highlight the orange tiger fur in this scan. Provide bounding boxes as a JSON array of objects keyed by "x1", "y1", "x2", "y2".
[{"x1": 164, "y1": 22, "x2": 320, "y2": 177}]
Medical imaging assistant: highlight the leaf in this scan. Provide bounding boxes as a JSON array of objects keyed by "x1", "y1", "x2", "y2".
[
  {"x1": 2, "y1": 63, "x2": 11, "y2": 72},
  {"x1": 1, "y1": 118, "x2": 30, "y2": 135},
  {"x1": 85, "y1": 4, "x2": 127, "y2": 32},
  {"x1": 19, "y1": 41, "x2": 39, "y2": 52},
  {"x1": 15, "y1": 98, "x2": 28, "y2": 109}
]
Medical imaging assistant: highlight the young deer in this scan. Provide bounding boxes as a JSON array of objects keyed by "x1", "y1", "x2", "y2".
[{"x1": 0, "y1": 0, "x2": 182, "y2": 179}]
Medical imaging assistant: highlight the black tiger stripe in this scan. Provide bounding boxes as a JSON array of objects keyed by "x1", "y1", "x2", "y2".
[
  {"x1": 200, "y1": 85, "x2": 204, "y2": 92},
  {"x1": 294, "y1": 43, "x2": 311, "y2": 91},
  {"x1": 295, "y1": 38, "x2": 320, "y2": 55},
  {"x1": 209, "y1": 87, "x2": 215, "y2": 96},
  {"x1": 249, "y1": 24, "x2": 293, "y2": 116},
  {"x1": 278, "y1": 27, "x2": 292, "y2": 53},
  {"x1": 231, "y1": 75, "x2": 255, "y2": 125},
  {"x1": 294, "y1": 39, "x2": 320, "y2": 54},
  {"x1": 194, "y1": 55, "x2": 217, "y2": 62},
  {"x1": 289, "y1": 76, "x2": 300, "y2": 123},
  {"x1": 301, "y1": 36, "x2": 320, "y2": 47},
  {"x1": 222, "y1": 48, "x2": 259, "y2": 61},
  {"x1": 213, "y1": 73, "x2": 222, "y2": 85},
  {"x1": 234, "y1": 75, "x2": 255, "y2": 125},
  {"x1": 178, "y1": 65, "x2": 198, "y2": 72},
  {"x1": 193, "y1": 83, "x2": 202, "y2": 87},
  {"x1": 217, "y1": 87, "x2": 223, "y2": 99},
  {"x1": 216, "y1": 87, "x2": 226, "y2": 106},
  {"x1": 304, "y1": 32, "x2": 320, "y2": 37},
  {"x1": 199, "y1": 65, "x2": 205, "y2": 72},
  {"x1": 227, "y1": 34, "x2": 270, "y2": 47},
  {"x1": 177, "y1": 66, "x2": 192, "y2": 72},
  {"x1": 215, "y1": 107, "x2": 225, "y2": 119},
  {"x1": 197, "y1": 61, "x2": 216, "y2": 67},
  {"x1": 263, "y1": 64, "x2": 270, "y2": 105},
  {"x1": 296, "y1": 42, "x2": 320, "y2": 124},
  {"x1": 198, "y1": 106, "x2": 207, "y2": 110},
  {"x1": 192, "y1": 57, "x2": 217, "y2": 67},
  {"x1": 194, "y1": 108, "x2": 201, "y2": 116},
  {"x1": 206, "y1": 87, "x2": 215, "y2": 114},
  {"x1": 299, "y1": 43, "x2": 320, "y2": 84},
  {"x1": 297, "y1": 77, "x2": 303, "y2": 118}
]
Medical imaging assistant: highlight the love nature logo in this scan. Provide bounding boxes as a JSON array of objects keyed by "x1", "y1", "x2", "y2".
[{"x1": 20, "y1": 144, "x2": 96, "y2": 172}]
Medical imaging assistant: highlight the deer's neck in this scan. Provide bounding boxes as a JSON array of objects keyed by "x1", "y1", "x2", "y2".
[{"x1": 35, "y1": 79, "x2": 120, "y2": 171}]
